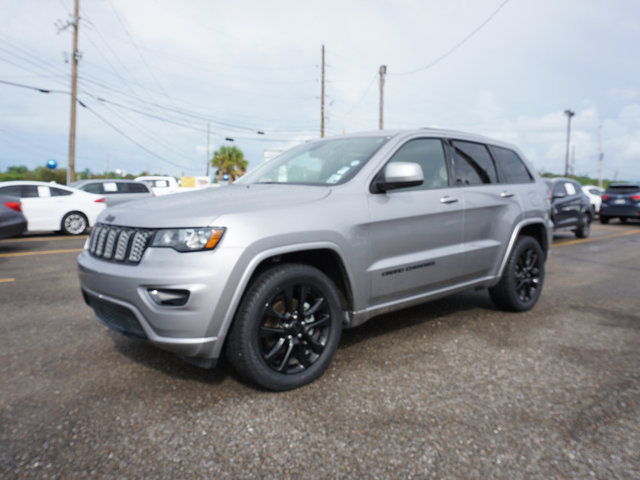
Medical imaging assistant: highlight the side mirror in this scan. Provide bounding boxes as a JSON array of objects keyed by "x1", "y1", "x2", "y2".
[{"x1": 372, "y1": 162, "x2": 424, "y2": 193}]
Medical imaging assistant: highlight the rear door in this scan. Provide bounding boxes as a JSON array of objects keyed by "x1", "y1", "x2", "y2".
[
  {"x1": 367, "y1": 137, "x2": 465, "y2": 304},
  {"x1": 449, "y1": 140, "x2": 523, "y2": 279},
  {"x1": 552, "y1": 181, "x2": 581, "y2": 228}
]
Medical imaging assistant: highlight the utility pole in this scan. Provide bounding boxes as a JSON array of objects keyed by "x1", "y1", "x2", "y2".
[
  {"x1": 563, "y1": 109, "x2": 574, "y2": 177},
  {"x1": 206, "y1": 123, "x2": 210, "y2": 177},
  {"x1": 320, "y1": 45, "x2": 325, "y2": 138},
  {"x1": 598, "y1": 125, "x2": 604, "y2": 188},
  {"x1": 65, "y1": 0, "x2": 80, "y2": 184},
  {"x1": 379, "y1": 65, "x2": 387, "y2": 130}
]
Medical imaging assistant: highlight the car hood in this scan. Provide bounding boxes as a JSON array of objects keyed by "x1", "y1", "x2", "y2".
[{"x1": 96, "y1": 184, "x2": 332, "y2": 228}]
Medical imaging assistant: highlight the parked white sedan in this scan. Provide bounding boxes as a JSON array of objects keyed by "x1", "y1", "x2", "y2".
[
  {"x1": 582, "y1": 185, "x2": 605, "y2": 214},
  {"x1": 0, "y1": 181, "x2": 106, "y2": 235}
]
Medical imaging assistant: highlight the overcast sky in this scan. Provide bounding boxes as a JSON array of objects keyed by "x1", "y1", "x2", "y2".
[{"x1": 1, "y1": 0, "x2": 639, "y2": 182}]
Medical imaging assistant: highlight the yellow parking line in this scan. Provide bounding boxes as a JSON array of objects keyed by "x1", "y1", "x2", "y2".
[
  {"x1": 554, "y1": 229, "x2": 640, "y2": 248},
  {"x1": 0, "y1": 248, "x2": 83, "y2": 258},
  {"x1": 0, "y1": 278, "x2": 15, "y2": 283},
  {"x1": 0, "y1": 235, "x2": 88, "y2": 244}
]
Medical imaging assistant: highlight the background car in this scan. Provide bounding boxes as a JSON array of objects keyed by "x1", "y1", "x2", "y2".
[
  {"x1": 545, "y1": 177, "x2": 592, "y2": 238},
  {"x1": 71, "y1": 179, "x2": 153, "y2": 206},
  {"x1": 0, "y1": 181, "x2": 105, "y2": 235},
  {"x1": 582, "y1": 185, "x2": 604, "y2": 215},
  {"x1": 0, "y1": 194, "x2": 27, "y2": 238},
  {"x1": 600, "y1": 183, "x2": 640, "y2": 224},
  {"x1": 134, "y1": 176, "x2": 178, "y2": 196}
]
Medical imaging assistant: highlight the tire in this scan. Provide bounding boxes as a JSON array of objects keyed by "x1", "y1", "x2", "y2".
[
  {"x1": 574, "y1": 212, "x2": 590, "y2": 238},
  {"x1": 620, "y1": 217, "x2": 628, "y2": 224},
  {"x1": 599, "y1": 216, "x2": 609, "y2": 224},
  {"x1": 225, "y1": 263, "x2": 343, "y2": 391},
  {"x1": 489, "y1": 236, "x2": 545, "y2": 312},
  {"x1": 61, "y1": 212, "x2": 88, "y2": 235}
]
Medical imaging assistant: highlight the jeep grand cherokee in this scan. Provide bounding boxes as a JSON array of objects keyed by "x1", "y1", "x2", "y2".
[{"x1": 78, "y1": 129, "x2": 552, "y2": 391}]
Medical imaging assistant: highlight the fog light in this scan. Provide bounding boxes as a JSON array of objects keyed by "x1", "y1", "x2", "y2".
[{"x1": 147, "y1": 288, "x2": 190, "y2": 306}]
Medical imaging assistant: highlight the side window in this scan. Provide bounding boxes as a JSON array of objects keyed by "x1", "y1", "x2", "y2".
[
  {"x1": 564, "y1": 182, "x2": 577, "y2": 196},
  {"x1": 125, "y1": 182, "x2": 149, "y2": 193},
  {"x1": 552, "y1": 182, "x2": 565, "y2": 197},
  {"x1": 50, "y1": 187, "x2": 72, "y2": 196},
  {"x1": 0, "y1": 185, "x2": 23, "y2": 197},
  {"x1": 451, "y1": 140, "x2": 497, "y2": 185},
  {"x1": 82, "y1": 183, "x2": 102, "y2": 194},
  {"x1": 489, "y1": 146, "x2": 533, "y2": 184},
  {"x1": 387, "y1": 138, "x2": 449, "y2": 190}
]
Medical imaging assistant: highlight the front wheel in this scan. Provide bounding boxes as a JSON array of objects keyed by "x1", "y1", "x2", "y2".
[
  {"x1": 489, "y1": 236, "x2": 545, "y2": 312},
  {"x1": 574, "y1": 212, "x2": 590, "y2": 238},
  {"x1": 61, "y1": 212, "x2": 88, "y2": 235},
  {"x1": 226, "y1": 263, "x2": 343, "y2": 391}
]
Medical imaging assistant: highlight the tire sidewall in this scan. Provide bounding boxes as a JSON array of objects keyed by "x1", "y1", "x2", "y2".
[
  {"x1": 62, "y1": 212, "x2": 88, "y2": 235},
  {"x1": 228, "y1": 264, "x2": 343, "y2": 391},
  {"x1": 501, "y1": 236, "x2": 545, "y2": 311}
]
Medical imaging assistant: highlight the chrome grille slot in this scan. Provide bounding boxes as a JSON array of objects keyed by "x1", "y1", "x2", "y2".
[{"x1": 88, "y1": 224, "x2": 153, "y2": 264}]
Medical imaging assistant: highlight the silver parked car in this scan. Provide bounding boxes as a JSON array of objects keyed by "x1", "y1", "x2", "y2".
[{"x1": 78, "y1": 129, "x2": 553, "y2": 390}]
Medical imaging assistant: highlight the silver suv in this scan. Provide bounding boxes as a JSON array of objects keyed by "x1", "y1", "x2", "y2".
[{"x1": 78, "y1": 129, "x2": 552, "y2": 390}]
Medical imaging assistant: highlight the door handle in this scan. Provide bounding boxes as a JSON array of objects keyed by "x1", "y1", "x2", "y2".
[
  {"x1": 440, "y1": 196, "x2": 459, "y2": 204},
  {"x1": 500, "y1": 191, "x2": 515, "y2": 198}
]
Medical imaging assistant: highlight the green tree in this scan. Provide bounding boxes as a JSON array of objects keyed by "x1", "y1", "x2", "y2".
[{"x1": 211, "y1": 146, "x2": 248, "y2": 183}]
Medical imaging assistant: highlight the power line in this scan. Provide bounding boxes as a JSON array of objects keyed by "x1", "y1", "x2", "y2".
[
  {"x1": 392, "y1": 0, "x2": 512, "y2": 76},
  {"x1": 0, "y1": 78, "x2": 68, "y2": 95},
  {"x1": 78, "y1": 99, "x2": 196, "y2": 171}
]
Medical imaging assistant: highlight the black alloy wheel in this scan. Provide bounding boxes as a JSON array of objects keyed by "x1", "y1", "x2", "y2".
[
  {"x1": 490, "y1": 235, "x2": 545, "y2": 312},
  {"x1": 258, "y1": 283, "x2": 332, "y2": 374},
  {"x1": 226, "y1": 263, "x2": 342, "y2": 391}
]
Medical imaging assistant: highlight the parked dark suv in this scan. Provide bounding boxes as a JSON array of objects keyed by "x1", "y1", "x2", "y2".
[
  {"x1": 545, "y1": 177, "x2": 592, "y2": 238},
  {"x1": 600, "y1": 183, "x2": 640, "y2": 224}
]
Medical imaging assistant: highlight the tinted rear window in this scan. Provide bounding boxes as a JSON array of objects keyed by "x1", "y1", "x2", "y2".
[
  {"x1": 451, "y1": 140, "x2": 497, "y2": 185},
  {"x1": 50, "y1": 187, "x2": 72, "y2": 196},
  {"x1": 0, "y1": 185, "x2": 23, "y2": 197},
  {"x1": 81, "y1": 183, "x2": 102, "y2": 194},
  {"x1": 0, "y1": 185, "x2": 39, "y2": 198},
  {"x1": 123, "y1": 182, "x2": 149, "y2": 193},
  {"x1": 489, "y1": 146, "x2": 533, "y2": 184},
  {"x1": 606, "y1": 184, "x2": 640, "y2": 194}
]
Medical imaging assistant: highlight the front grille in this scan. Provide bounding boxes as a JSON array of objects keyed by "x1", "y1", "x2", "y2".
[
  {"x1": 84, "y1": 292, "x2": 147, "y2": 339},
  {"x1": 88, "y1": 224, "x2": 153, "y2": 264}
]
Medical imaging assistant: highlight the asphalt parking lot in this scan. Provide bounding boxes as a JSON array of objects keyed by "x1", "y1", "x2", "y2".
[{"x1": 1, "y1": 223, "x2": 639, "y2": 479}]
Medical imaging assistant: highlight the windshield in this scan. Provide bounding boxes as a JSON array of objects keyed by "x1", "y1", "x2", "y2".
[{"x1": 237, "y1": 136, "x2": 389, "y2": 186}]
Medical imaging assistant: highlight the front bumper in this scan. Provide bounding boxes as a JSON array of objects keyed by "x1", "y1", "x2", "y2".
[{"x1": 77, "y1": 244, "x2": 244, "y2": 362}]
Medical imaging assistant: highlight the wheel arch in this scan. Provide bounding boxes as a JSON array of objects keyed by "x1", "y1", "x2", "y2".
[
  {"x1": 213, "y1": 244, "x2": 355, "y2": 359},
  {"x1": 495, "y1": 219, "x2": 550, "y2": 280},
  {"x1": 245, "y1": 248, "x2": 353, "y2": 312}
]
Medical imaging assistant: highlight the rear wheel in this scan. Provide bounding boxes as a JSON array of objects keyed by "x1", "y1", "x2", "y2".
[
  {"x1": 489, "y1": 236, "x2": 544, "y2": 312},
  {"x1": 226, "y1": 263, "x2": 343, "y2": 391},
  {"x1": 620, "y1": 217, "x2": 628, "y2": 224},
  {"x1": 61, "y1": 212, "x2": 88, "y2": 235},
  {"x1": 599, "y1": 215, "x2": 610, "y2": 224}
]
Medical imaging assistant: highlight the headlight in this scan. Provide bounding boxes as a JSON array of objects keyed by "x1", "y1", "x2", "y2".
[{"x1": 151, "y1": 227, "x2": 225, "y2": 252}]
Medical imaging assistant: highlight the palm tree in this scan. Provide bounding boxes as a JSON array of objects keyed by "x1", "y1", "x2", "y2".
[{"x1": 211, "y1": 146, "x2": 248, "y2": 183}]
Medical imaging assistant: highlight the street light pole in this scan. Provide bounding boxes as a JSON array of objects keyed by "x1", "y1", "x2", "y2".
[
  {"x1": 379, "y1": 65, "x2": 387, "y2": 130},
  {"x1": 564, "y1": 109, "x2": 575, "y2": 177}
]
